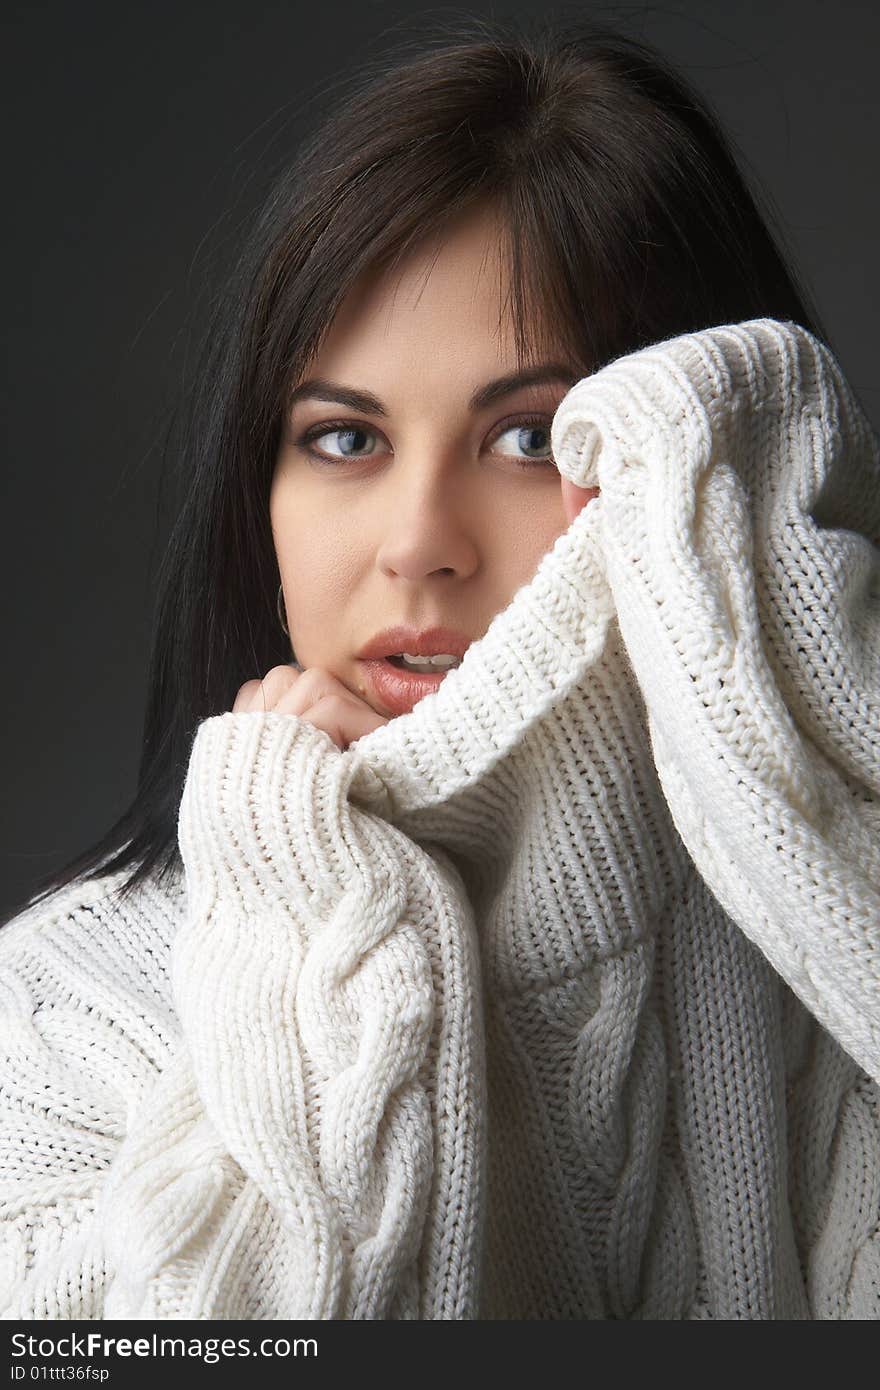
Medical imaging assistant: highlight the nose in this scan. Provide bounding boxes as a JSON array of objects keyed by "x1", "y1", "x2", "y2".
[{"x1": 374, "y1": 453, "x2": 481, "y2": 582}]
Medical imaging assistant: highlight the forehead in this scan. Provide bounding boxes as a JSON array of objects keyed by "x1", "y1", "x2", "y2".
[{"x1": 314, "y1": 203, "x2": 519, "y2": 370}]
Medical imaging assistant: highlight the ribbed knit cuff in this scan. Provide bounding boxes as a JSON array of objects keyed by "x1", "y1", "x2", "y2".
[{"x1": 178, "y1": 710, "x2": 363, "y2": 915}]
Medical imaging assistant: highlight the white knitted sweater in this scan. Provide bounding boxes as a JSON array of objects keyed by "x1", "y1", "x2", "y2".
[{"x1": 2, "y1": 319, "x2": 878, "y2": 1320}]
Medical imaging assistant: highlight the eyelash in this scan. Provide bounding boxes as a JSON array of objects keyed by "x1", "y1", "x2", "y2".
[{"x1": 294, "y1": 413, "x2": 556, "y2": 471}]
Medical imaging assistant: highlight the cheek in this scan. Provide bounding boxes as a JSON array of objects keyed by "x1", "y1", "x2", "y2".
[
  {"x1": 494, "y1": 484, "x2": 569, "y2": 586},
  {"x1": 301, "y1": 539, "x2": 361, "y2": 613},
  {"x1": 271, "y1": 480, "x2": 365, "y2": 616}
]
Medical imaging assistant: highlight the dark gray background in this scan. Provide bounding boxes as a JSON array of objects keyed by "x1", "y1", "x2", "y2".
[{"x1": 3, "y1": 0, "x2": 878, "y2": 919}]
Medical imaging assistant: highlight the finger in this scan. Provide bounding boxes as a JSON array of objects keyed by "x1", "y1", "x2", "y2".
[
  {"x1": 300, "y1": 692, "x2": 390, "y2": 750},
  {"x1": 232, "y1": 679, "x2": 263, "y2": 713},
  {"x1": 271, "y1": 666, "x2": 349, "y2": 719},
  {"x1": 255, "y1": 664, "x2": 303, "y2": 712},
  {"x1": 561, "y1": 478, "x2": 601, "y2": 526},
  {"x1": 233, "y1": 666, "x2": 300, "y2": 713}
]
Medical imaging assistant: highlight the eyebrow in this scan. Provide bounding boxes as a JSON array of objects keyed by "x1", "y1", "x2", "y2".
[{"x1": 287, "y1": 363, "x2": 580, "y2": 417}]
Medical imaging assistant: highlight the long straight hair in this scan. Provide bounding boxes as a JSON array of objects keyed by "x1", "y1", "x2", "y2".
[{"x1": 3, "y1": 13, "x2": 831, "y2": 927}]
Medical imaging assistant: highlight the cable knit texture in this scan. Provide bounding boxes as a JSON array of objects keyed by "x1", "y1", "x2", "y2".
[{"x1": 2, "y1": 319, "x2": 878, "y2": 1319}]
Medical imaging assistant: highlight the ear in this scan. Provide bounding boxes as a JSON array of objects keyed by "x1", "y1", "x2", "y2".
[{"x1": 560, "y1": 477, "x2": 600, "y2": 526}]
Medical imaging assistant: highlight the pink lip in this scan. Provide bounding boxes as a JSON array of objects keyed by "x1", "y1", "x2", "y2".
[
  {"x1": 359, "y1": 657, "x2": 459, "y2": 717},
  {"x1": 356, "y1": 624, "x2": 473, "y2": 661},
  {"x1": 355, "y1": 624, "x2": 474, "y2": 718}
]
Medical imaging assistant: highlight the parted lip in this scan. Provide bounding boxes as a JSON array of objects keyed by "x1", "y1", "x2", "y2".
[{"x1": 356, "y1": 625, "x2": 474, "y2": 660}]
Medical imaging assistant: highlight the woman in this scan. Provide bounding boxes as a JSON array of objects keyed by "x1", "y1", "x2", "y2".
[{"x1": 1, "y1": 17, "x2": 878, "y2": 1319}]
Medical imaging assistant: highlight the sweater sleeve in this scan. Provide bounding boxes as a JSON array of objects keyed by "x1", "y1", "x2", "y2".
[
  {"x1": 96, "y1": 711, "x2": 486, "y2": 1321},
  {"x1": 0, "y1": 873, "x2": 182, "y2": 1319},
  {"x1": 550, "y1": 317, "x2": 880, "y2": 1084}
]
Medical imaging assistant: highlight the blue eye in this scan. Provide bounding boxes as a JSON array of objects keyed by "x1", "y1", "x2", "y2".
[
  {"x1": 492, "y1": 418, "x2": 555, "y2": 464},
  {"x1": 500, "y1": 424, "x2": 551, "y2": 456},
  {"x1": 303, "y1": 425, "x2": 379, "y2": 458}
]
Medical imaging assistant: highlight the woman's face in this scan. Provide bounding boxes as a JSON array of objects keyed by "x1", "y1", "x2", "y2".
[{"x1": 270, "y1": 202, "x2": 579, "y2": 718}]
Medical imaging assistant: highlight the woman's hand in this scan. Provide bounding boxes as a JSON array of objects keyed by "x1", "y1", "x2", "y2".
[
  {"x1": 232, "y1": 665, "x2": 390, "y2": 750},
  {"x1": 560, "y1": 478, "x2": 600, "y2": 526}
]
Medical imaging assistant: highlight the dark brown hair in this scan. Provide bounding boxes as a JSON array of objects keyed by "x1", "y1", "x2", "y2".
[{"x1": 3, "y1": 12, "x2": 829, "y2": 926}]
